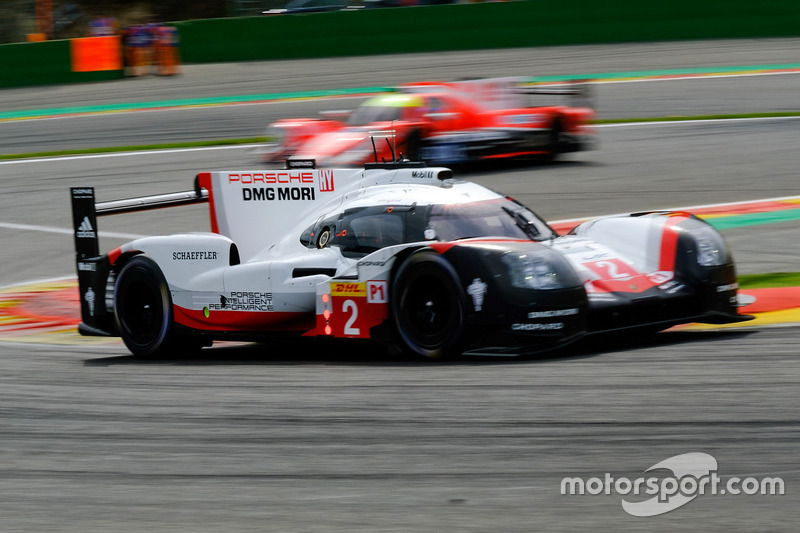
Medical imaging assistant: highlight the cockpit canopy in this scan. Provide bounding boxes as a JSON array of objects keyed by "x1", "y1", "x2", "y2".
[
  {"x1": 300, "y1": 198, "x2": 555, "y2": 258},
  {"x1": 346, "y1": 94, "x2": 423, "y2": 126}
]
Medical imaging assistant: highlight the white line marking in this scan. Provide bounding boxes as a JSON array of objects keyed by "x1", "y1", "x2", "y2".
[
  {"x1": 0, "y1": 222, "x2": 145, "y2": 240},
  {"x1": 596, "y1": 116, "x2": 800, "y2": 128},
  {"x1": 0, "y1": 144, "x2": 262, "y2": 165}
]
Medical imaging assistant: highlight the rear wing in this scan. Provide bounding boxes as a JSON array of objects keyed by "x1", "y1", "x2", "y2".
[
  {"x1": 71, "y1": 180, "x2": 208, "y2": 265},
  {"x1": 399, "y1": 77, "x2": 594, "y2": 110},
  {"x1": 517, "y1": 80, "x2": 594, "y2": 109},
  {"x1": 70, "y1": 182, "x2": 208, "y2": 335}
]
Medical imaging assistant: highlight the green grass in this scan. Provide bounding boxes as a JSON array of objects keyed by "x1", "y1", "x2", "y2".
[{"x1": 738, "y1": 272, "x2": 800, "y2": 290}]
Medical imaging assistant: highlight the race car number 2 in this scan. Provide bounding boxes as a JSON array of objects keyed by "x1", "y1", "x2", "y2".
[
  {"x1": 341, "y1": 299, "x2": 360, "y2": 336},
  {"x1": 329, "y1": 281, "x2": 388, "y2": 338}
]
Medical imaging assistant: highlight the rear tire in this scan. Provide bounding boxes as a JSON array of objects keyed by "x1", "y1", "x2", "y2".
[
  {"x1": 543, "y1": 119, "x2": 562, "y2": 163},
  {"x1": 391, "y1": 252, "x2": 465, "y2": 359},
  {"x1": 114, "y1": 256, "x2": 192, "y2": 358}
]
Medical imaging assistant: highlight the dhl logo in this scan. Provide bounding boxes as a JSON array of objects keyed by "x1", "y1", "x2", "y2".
[{"x1": 331, "y1": 282, "x2": 366, "y2": 297}]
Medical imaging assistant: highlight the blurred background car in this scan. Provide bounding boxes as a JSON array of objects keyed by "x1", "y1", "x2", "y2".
[{"x1": 262, "y1": 77, "x2": 595, "y2": 167}]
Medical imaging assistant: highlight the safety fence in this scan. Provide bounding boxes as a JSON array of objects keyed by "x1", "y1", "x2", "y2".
[{"x1": 173, "y1": 0, "x2": 800, "y2": 63}]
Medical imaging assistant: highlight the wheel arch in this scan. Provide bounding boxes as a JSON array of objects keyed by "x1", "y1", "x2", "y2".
[
  {"x1": 111, "y1": 250, "x2": 144, "y2": 273},
  {"x1": 388, "y1": 246, "x2": 467, "y2": 359}
]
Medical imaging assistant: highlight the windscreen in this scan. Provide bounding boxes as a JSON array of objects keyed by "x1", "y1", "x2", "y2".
[
  {"x1": 426, "y1": 199, "x2": 554, "y2": 242},
  {"x1": 347, "y1": 105, "x2": 404, "y2": 126}
]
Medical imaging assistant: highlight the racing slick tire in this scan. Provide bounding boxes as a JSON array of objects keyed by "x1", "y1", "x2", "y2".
[
  {"x1": 391, "y1": 251, "x2": 465, "y2": 359},
  {"x1": 543, "y1": 119, "x2": 563, "y2": 163},
  {"x1": 114, "y1": 255, "x2": 199, "y2": 358}
]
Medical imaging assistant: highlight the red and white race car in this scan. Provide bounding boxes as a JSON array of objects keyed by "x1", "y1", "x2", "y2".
[
  {"x1": 262, "y1": 78, "x2": 595, "y2": 167},
  {"x1": 71, "y1": 160, "x2": 750, "y2": 359}
]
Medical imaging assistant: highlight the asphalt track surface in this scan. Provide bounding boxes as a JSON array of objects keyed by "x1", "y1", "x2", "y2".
[{"x1": 1, "y1": 40, "x2": 800, "y2": 531}]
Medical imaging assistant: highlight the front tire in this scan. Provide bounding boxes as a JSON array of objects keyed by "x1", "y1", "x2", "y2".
[
  {"x1": 114, "y1": 256, "x2": 178, "y2": 358},
  {"x1": 391, "y1": 252, "x2": 465, "y2": 359}
]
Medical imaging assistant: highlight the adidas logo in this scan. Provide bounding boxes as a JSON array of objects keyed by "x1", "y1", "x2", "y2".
[{"x1": 76, "y1": 216, "x2": 96, "y2": 238}]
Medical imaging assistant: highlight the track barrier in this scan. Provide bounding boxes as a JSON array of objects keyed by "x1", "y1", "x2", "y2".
[{"x1": 2, "y1": 0, "x2": 800, "y2": 87}]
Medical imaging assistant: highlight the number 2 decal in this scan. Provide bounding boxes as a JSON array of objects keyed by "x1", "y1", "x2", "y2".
[
  {"x1": 342, "y1": 299, "x2": 360, "y2": 336},
  {"x1": 586, "y1": 259, "x2": 638, "y2": 280},
  {"x1": 595, "y1": 260, "x2": 625, "y2": 279}
]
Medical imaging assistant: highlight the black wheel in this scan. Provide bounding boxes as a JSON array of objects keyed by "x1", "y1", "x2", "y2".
[
  {"x1": 543, "y1": 119, "x2": 562, "y2": 163},
  {"x1": 114, "y1": 256, "x2": 179, "y2": 358},
  {"x1": 391, "y1": 252, "x2": 465, "y2": 359}
]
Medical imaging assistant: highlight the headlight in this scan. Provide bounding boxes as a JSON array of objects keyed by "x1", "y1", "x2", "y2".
[
  {"x1": 690, "y1": 226, "x2": 730, "y2": 266},
  {"x1": 501, "y1": 252, "x2": 564, "y2": 290}
]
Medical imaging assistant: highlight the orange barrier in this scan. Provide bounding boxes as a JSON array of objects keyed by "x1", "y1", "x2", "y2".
[{"x1": 70, "y1": 36, "x2": 123, "y2": 72}]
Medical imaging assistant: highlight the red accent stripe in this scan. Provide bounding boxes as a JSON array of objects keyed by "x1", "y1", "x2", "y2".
[
  {"x1": 589, "y1": 275, "x2": 656, "y2": 294},
  {"x1": 658, "y1": 215, "x2": 687, "y2": 271},
  {"x1": 428, "y1": 238, "x2": 532, "y2": 254},
  {"x1": 173, "y1": 305, "x2": 313, "y2": 332},
  {"x1": 481, "y1": 151, "x2": 546, "y2": 160},
  {"x1": 196, "y1": 172, "x2": 218, "y2": 234},
  {"x1": 427, "y1": 242, "x2": 456, "y2": 254},
  {"x1": 107, "y1": 246, "x2": 122, "y2": 265}
]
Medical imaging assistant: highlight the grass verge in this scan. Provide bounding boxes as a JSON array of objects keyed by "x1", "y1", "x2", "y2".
[{"x1": 738, "y1": 272, "x2": 800, "y2": 290}]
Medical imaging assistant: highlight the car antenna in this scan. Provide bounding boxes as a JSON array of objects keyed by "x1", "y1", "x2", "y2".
[
  {"x1": 391, "y1": 121, "x2": 397, "y2": 162},
  {"x1": 369, "y1": 129, "x2": 397, "y2": 163},
  {"x1": 385, "y1": 137, "x2": 395, "y2": 163}
]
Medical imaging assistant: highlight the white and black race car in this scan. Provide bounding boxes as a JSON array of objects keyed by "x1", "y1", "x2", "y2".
[{"x1": 71, "y1": 161, "x2": 751, "y2": 358}]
